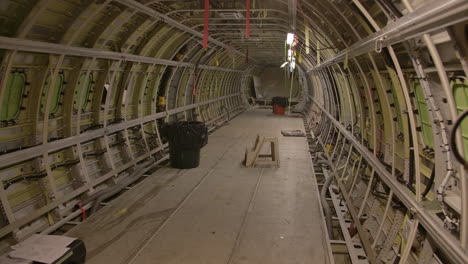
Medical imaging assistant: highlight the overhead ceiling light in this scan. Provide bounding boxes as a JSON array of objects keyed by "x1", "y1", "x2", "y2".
[
  {"x1": 218, "y1": 11, "x2": 244, "y2": 19},
  {"x1": 286, "y1": 33, "x2": 295, "y2": 45}
]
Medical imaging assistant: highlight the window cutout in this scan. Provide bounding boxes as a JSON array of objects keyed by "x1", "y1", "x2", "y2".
[
  {"x1": 413, "y1": 81, "x2": 434, "y2": 148},
  {"x1": 41, "y1": 73, "x2": 64, "y2": 115},
  {"x1": 101, "y1": 83, "x2": 109, "y2": 106},
  {"x1": 452, "y1": 79, "x2": 468, "y2": 156},
  {"x1": 1, "y1": 72, "x2": 25, "y2": 121},
  {"x1": 73, "y1": 73, "x2": 93, "y2": 111}
]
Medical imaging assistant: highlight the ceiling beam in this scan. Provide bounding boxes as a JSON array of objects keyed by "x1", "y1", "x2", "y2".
[
  {"x1": 306, "y1": 0, "x2": 468, "y2": 72},
  {"x1": 0, "y1": 36, "x2": 243, "y2": 73}
]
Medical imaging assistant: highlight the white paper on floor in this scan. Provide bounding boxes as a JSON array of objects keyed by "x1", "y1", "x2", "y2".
[{"x1": 9, "y1": 234, "x2": 76, "y2": 264}]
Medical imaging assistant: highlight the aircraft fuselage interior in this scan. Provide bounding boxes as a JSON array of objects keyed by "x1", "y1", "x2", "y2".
[{"x1": 0, "y1": 0, "x2": 467, "y2": 263}]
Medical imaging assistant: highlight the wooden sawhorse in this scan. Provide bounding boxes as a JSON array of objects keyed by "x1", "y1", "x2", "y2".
[{"x1": 244, "y1": 135, "x2": 280, "y2": 168}]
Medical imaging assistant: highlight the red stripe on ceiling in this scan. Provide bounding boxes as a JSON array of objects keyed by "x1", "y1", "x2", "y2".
[
  {"x1": 246, "y1": 0, "x2": 251, "y2": 39},
  {"x1": 203, "y1": 0, "x2": 209, "y2": 48},
  {"x1": 296, "y1": 0, "x2": 304, "y2": 15}
]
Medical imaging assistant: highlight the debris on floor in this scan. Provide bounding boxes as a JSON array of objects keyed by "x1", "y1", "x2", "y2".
[{"x1": 281, "y1": 129, "x2": 305, "y2": 137}]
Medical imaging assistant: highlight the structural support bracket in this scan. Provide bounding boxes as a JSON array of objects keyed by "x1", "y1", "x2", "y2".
[
  {"x1": 0, "y1": 94, "x2": 240, "y2": 169},
  {"x1": 312, "y1": 99, "x2": 468, "y2": 264}
]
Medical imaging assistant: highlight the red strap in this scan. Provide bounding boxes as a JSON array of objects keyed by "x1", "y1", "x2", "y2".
[
  {"x1": 246, "y1": 0, "x2": 251, "y2": 39},
  {"x1": 296, "y1": 0, "x2": 304, "y2": 15},
  {"x1": 77, "y1": 202, "x2": 87, "y2": 221},
  {"x1": 203, "y1": 0, "x2": 209, "y2": 48}
]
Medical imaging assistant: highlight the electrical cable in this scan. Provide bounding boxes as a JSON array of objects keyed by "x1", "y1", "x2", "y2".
[
  {"x1": 450, "y1": 109, "x2": 468, "y2": 169},
  {"x1": 3, "y1": 171, "x2": 48, "y2": 190},
  {"x1": 421, "y1": 167, "x2": 435, "y2": 199},
  {"x1": 300, "y1": 43, "x2": 337, "y2": 51},
  {"x1": 144, "y1": 130, "x2": 159, "y2": 137},
  {"x1": 86, "y1": 159, "x2": 156, "y2": 215},
  {"x1": 288, "y1": 69, "x2": 295, "y2": 114},
  {"x1": 83, "y1": 149, "x2": 107, "y2": 157},
  {"x1": 50, "y1": 159, "x2": 80, "y2": 170},
  {"x1": 407, "y1": 118, "x2": 416, "y2": 193}
]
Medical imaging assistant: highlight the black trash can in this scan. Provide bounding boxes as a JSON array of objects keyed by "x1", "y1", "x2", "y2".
[{"x1": 161, "y1": 121, "x2": 208, "y2": 169}]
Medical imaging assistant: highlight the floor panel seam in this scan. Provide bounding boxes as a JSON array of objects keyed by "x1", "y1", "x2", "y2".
[
  {"x1": 125, "y1": 132, "x2": 246, "y2": 264},
  {"x1": 226, "y1": 167, "x2": 265, "y2": 264}
]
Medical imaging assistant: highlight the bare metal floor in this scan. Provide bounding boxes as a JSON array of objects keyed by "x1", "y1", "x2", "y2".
[{"x1": 68, "y1": 109, "x2": 332, "y2": 264}]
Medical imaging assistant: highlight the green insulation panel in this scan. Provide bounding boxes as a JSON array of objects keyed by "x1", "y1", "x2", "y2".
[
  {"x1": 1, "y1": 72, "x2": 25, "y2": 121},
  {"x1": 413, "y1": 81, "x2": 434, "y2": 148},
  {"x1": 73, "y1": 73, "x2": 93, "y2": 111},
  {"x1": 452, "y1": 79, "x2": 468, "y2": 156},
  {"x1": 41, "y1": 74, "x2": 64, "y2": 114}
]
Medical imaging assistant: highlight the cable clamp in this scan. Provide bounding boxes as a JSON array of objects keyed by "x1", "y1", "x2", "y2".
[{"x1": 375, "y1": 36, "x2": 386, "y2": 53}]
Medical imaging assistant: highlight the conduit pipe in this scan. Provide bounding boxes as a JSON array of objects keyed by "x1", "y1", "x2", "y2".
[
  {"x1": 78, "y1": 157, "x2": 163, "y2": 216},
  {"x1": 89, "y1": 159, "x2": 157, "y2": 215},
  {"x1": 318, "y1": 154, "x2": 335, "y2": 239}
]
